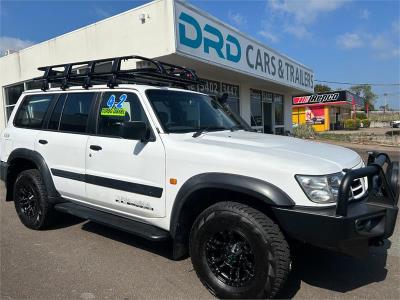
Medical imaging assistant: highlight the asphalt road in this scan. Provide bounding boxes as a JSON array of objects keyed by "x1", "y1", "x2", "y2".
[{"x1": 1, "y1": 144, "x2": 399, "y2": 299}]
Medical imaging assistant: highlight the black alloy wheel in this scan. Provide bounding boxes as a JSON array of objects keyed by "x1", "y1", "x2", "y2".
[
  {"x1": 205, "y1": 230, "x2": 255, "y2": 287},
  {"x1": 14, "y1": 169, "x2": 54, "y2": 229},
  {"x1": 16, "y1": 182, "x2": 41, "y2": 222},
  {"x1": 190, "y1": 202, "x2": 291, "y2": 299}
]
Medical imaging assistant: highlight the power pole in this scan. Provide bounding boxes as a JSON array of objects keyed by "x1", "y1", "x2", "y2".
[{"x1": 384, "y1": 93, "x2": 387, "y2": 113}]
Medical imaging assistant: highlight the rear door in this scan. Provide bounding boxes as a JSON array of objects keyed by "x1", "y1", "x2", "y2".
[
  {"x1": 3, "y1": 93, "x2": 56, "y2": 160},
  {"x1": 35, "y1": 92, "x2": 97, "y2": 200},
  {"x1": 85, "y1": 90, "x2": 166, "y2": 218}
]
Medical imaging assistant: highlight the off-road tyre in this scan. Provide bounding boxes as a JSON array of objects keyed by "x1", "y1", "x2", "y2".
[
  {"x1": 189, "y1": 201, "x2": 291, "y2": 299},
  {"x1": 13, "y1": 169, "x2": 55, "y2": 229}
]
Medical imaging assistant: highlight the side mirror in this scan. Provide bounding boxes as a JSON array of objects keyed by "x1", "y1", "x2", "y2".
[{"x1": 120, "y1": 121, "x2": 150, "y2": 142}]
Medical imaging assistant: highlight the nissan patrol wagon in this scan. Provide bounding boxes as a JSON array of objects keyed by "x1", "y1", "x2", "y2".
[{"x1": 1, "y1": 56, "x2": 398, "y2": 299}]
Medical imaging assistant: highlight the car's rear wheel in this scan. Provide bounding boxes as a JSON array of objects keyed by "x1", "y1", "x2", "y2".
[
  {"x1": 13, "y1": 169, "x2": 54, "y2": 230},
  {"x1": 189, "y1": 202, "x2": 291, "y2": 299}
]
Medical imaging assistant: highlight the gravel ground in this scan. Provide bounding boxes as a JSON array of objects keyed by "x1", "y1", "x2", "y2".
[{"x1": 1, "y1": 144, "x2": 399, "y2": 300}]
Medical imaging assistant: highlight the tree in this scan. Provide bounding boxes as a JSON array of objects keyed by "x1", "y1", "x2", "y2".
[
  {"x1": 314, "y1": 84, "x2": 332, "y2": 93},
  {"x1": 379, "y1": 104, "x2": 389, "y2": 113},
  {"x1": 349, "y1": 85, "x2": 377, "y2": 111}
]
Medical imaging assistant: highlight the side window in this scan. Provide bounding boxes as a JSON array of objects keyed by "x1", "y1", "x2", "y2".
[
  {"x1": 58, "y1": 93, "x2": 94, "y2": 133},
  {"x1": 48, "y1": 94, "x2": 67, "y2": 130},
  {"x1": 97, "y1": 92, "x2": 149, "y2": 138},
  {"x1": 14, "y1": 94, "x2": 55, "y2": 129}
]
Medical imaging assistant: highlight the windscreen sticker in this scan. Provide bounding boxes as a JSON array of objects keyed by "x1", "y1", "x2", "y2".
[
  {"x1": 101, "y1": 107, "x2": 126, "y2": 116},
  {"x1": 101, "y1": 94, "x2": 128, "y2": 116}
]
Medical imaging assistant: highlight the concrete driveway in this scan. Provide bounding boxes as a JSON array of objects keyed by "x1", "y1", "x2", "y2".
[{"x1": 1, "y1": 145, "x2": 399, "y2": 299}]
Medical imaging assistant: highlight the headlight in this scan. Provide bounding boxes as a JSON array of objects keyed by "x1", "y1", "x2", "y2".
[{"x1": 296, "y1": 172, "x2": 343, "y2": 204}]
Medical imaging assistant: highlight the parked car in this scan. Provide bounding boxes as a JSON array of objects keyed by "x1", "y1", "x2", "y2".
[
  {"x1": 390, "y1": 120, "x2": 400, "y2": 128},
  {"x1": 1, "y1": 56, "x2": 399, "y2": 299}
]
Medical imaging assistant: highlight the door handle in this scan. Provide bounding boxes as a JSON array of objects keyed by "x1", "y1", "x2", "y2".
[
  {"x1": 38, "y1": 139, "x2": 48, "y2": 145},
  {"x1": 90, "y1": 145, "x2": 102, "y2": 151}
]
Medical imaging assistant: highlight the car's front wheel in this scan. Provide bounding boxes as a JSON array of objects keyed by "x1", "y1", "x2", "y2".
[
  {"x1": 190, "y1": 202, "x2": 291, "y2": 299},
  {"x1": 13, "y1": 169, "x2": 54, "y2": 230}
]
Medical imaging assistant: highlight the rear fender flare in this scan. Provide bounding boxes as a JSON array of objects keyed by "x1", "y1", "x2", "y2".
[{"x1": 7, "y1": 148, "x2": 60, "y2": 202}]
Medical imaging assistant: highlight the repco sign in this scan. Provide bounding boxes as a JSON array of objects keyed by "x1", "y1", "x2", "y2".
[
  {"x1": 293, "y1": 93, "x2": 340, "y2": 105},
  {"x1": 174, "y1": 1, "x2": 314, "y2": 92}
]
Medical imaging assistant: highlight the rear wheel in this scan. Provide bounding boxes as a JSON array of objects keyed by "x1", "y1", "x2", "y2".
[
  {"x1": 13, "y1": 169, "x2": 54, "y2": 230},
  {"x1": 190, "y1": 202, "x2": 291, "y2": 299}
]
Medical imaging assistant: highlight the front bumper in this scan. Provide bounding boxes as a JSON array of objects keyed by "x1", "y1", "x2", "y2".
[{"x1": 273, "y1": 152, "x2": 399, "y2": 257}]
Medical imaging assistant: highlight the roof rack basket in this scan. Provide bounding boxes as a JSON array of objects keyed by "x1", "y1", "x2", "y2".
[{"x1": 34, "y1": 55, "x2": 201, "y2": 91}]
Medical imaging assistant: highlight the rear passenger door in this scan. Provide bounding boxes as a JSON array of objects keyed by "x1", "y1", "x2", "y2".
[
  {"x1": 4, "y1": 93, "x2": 56, "y2": 159},
  {"x1": 35, "y1": 92, "x2": 96, "y2": 201},
  {"x1": 85, "y1": 91, "x2": 166, "y2": 218}
]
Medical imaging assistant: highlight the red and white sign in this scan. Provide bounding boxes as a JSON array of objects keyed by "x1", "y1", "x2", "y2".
[{"x1": 293, "y1": 92, "x2": 341, "y2": 106}]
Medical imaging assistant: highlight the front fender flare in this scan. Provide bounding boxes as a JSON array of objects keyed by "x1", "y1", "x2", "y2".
[{"x1": 170, "y1": 172, "x2": 295, "y2": 238}]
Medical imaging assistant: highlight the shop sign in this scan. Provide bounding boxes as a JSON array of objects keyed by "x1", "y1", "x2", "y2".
[
  {"x1": 293, "y1": 91, "x2": 365, "y2": 108},
  {"x1": 293, "y1": 92, "x2": 340, "y2": 105},
  {"x1": 190, "y1": 79, "x2": 239, "y2": 98},
  {"x1": 305, "y1": 106, "x2": 325, "y2": 125},
  {"x1": 198, "y1": 79, "x2": 220, "y2": 95},
  {"x1": 221, "y1": 82, "x2": 239, "y2": 97},
  {"x1": 174, "y1": 1, "x2": 314, "y2": 92}
]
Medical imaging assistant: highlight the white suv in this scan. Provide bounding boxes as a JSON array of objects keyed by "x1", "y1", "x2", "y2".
[{"x1": 1, "y1": 56, "x2": 399, "y2": 299}]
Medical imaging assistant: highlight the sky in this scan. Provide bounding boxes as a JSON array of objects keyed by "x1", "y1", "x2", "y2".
[{"x1": 0, "y1": 0, "x2": 399, "y2": 109}]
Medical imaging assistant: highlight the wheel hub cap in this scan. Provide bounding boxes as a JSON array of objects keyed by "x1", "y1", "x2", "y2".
[{"x1": 205, "y1": 230, "x2": 255, "y2": 287}]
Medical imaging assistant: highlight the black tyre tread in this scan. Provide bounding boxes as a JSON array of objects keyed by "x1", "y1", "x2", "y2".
[
  {"x1": 14, "y1": 169, "x2": 54, "y2": 229},
  {"x1": 190, "y1": 201, "x2": 291, "y2": 299}
]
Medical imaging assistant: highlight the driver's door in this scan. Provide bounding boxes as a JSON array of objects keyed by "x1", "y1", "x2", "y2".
[{"x1": 85, "y1": 91, "x2": 166, "y2": 218}]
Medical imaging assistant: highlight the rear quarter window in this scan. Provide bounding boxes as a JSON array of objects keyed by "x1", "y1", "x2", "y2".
[{"x1": 14, "y1": 94, "x2": 56, "y2": 129}]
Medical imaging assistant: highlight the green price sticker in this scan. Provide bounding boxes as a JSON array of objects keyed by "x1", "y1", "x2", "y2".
[{"x1": 101, "y1": 107, "x2": 126, "y2": 116}]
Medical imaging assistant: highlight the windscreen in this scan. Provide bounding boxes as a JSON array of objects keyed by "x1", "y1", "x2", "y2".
[{"x1": 146, "y1": 90, "x2": 240, "y2": 133}]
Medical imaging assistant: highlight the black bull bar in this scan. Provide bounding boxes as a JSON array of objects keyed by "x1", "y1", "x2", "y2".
[{"x1": 336, "y1": 151, "x2": 400, "y2": 217}]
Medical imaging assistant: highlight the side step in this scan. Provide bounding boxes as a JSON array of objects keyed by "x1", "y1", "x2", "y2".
[{"x1": 54, "y1": 202, "x2": 170, "y2": 241}]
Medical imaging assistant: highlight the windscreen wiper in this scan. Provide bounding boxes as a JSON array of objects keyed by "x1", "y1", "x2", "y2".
[
  {"x1": 230, "y1": 125, "x2": 243, "y2": 131},
  {"x1": 192, "y1": 127, "x2": 227, "y2": 138}
]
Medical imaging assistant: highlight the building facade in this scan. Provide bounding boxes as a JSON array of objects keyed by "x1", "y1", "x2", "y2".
[
  {"x1": 292, "y1": 90, "x2": 365, "y2": 131},
  {"x1": 0, "y1": 0, "x2": 314, "y2": 133}
]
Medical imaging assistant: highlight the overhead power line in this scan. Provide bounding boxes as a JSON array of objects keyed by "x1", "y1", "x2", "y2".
[{"x1": 315, "y1": 80, "x2": 400, "y2": 86}]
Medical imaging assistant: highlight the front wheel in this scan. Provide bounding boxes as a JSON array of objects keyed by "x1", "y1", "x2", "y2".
[{"x1": 190, "y1": 202, "x2": 291, "y2": 299}]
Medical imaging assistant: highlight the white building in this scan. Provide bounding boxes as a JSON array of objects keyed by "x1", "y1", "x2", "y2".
[{"x1": 0, "y1": 0, "x2": 314, "y2": 134}]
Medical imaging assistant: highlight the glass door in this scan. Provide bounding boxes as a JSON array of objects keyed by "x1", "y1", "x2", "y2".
[
  {"x1": 250, "y1": 89, "x2": 263, "y2": 132},
  {"x1": 273, "y1": 94, "x2": 284, "y2": 135},
  {"x1": 250, "y1": 89, "x2": 285, "y2": 134},
  {"x1": 262, "y1": 92, "x2": 273, "y2": 134}
]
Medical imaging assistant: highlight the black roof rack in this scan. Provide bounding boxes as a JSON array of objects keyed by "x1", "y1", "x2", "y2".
[{"x1": 34, "y1": 55, "x2": 201, "y2": 91}]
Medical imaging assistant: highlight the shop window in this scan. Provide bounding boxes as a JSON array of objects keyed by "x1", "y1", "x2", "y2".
[
  {"x1": 59, "y1": 93, "x2": 95, "y2": 133},
  {"x1": 25, "y1": 80, "x2": 43, "y2": 90},
  {"x1": 221, "y1": 83, "x2": 240, "y2": 115},
  {"x1": 191, "y1": 79, "x2": 240, "y2": 116},
  {"x1": 14, "y1": 94, "x2": 55, "y2": 129},
  {"x1": 4, "y1": 83, "x2": 25, "y2": 120},
  {"x1": 274, "y1": 94, "x2": 284, "y2": 126},
  {"x1": 274, "y1": 127, "x2": 285, "y2": 135},
  {"x1": 226, "y1": 98, "x2": 239, "y2": 114},
  {"x1": 250, "y1": 89, "x2": 262, "y2": 127}
]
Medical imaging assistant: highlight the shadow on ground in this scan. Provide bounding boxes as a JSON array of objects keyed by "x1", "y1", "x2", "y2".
[
  {"x1": 72, "y1": 218, "x2": 390, "y2": 299},
  {"x1": 81, "y1": 221, "x2": 174, "y2": 259},
  {"x1": 45, "y1": 212, "x2": 85, "y2": 230},
  {"x1": 278, "y1": 241, "x2": 390, "y2": 298}
]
